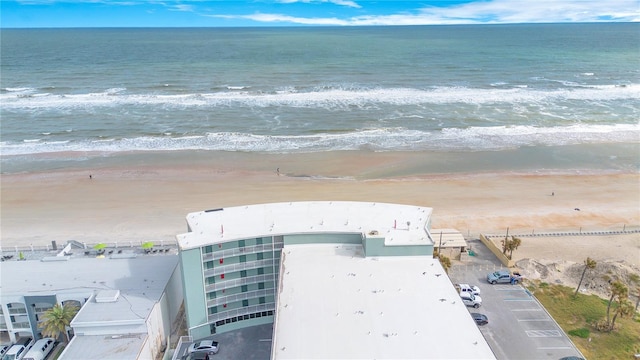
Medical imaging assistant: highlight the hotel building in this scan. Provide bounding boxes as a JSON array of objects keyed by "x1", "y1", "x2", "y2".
[{"x1": 177, "y1": 201, "x2": 495, "y2": 359}]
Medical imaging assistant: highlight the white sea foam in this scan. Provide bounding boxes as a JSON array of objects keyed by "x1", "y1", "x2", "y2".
[
  {"x1": 3, "y1": 87, "x2": 35, "y2": 93},
  {"x1": 1, "y1": 84, "x2": 637, "y2": 110},
  {"x1": 2, "y1": 123, "x2": 637, "y2": 156}
]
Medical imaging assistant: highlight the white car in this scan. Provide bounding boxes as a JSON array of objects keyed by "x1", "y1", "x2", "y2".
[
  {"x1": 460, "y1": 292, "x2": 482, "y2": 308},
  {"x1": 456, "y1": 283, "x2": 481, "y2": 296},
  {"x1": 188, "y1": 340, "x2": 219, "y2": 354}
]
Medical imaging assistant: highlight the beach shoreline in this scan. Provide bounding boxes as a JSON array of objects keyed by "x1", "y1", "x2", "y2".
[{"x1": 1, "y1": 151, "x2": 638, "y2": 250}]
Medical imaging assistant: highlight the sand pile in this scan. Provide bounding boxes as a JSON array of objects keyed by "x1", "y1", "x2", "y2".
[{"x1": 516, "y1": 258, "x2": 640, "y2": 299}]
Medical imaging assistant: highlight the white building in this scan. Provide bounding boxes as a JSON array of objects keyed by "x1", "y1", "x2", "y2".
[
  {"x1": 0, "y1": 252, "x2": 183, "y2": 360},
  {"x1": 177, "y1": 201, "x2": 495, "y2": 359}
]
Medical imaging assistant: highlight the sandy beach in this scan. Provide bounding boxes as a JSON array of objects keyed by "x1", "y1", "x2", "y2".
[{"x1": 1, "y1": 151, "x2": 638, "y2": 257}]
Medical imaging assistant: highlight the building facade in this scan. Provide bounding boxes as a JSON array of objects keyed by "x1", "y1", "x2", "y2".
[{"x1": 177, "y1": 201, "x2": 434, "y2": 339}]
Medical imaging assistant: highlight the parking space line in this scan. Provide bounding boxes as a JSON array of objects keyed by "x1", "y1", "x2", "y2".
[
  {"x1": 526, "y1": 330, "x2": 562, "y2": 337},
  {"x1": 494, "y1": 286, "x2": 524, "y2": 291}
]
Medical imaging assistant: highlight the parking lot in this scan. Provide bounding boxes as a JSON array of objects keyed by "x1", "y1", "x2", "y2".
[{"x1": 449, "y1": 239, "x2": 585, "y2": 360}]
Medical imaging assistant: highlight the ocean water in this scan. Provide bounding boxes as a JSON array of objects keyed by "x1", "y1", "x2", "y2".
[{"x1": 1, "y1": 24, "x2": 639, "y2": 174}]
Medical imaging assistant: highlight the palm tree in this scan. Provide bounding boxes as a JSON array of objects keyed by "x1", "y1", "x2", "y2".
[
  {"x1": 39, "y1": 303, "x2": 79, "y2": 343},
  {"x1": 574, "y1": 257, "x2": 597, "y2": 296},
  {"x1": 605, "y1": 280, "x2": 627, "y2": 331},
  {"x1": 610, "y1": 299, "x2": 634, "y2": 331},
  {"x1": 507, "y1": 237, "x2": 522, "y2": 260}
]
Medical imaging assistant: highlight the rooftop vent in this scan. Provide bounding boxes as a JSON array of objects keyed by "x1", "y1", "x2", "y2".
[{"x1": 95, "y1": 289, "x2": 120, "y2": 303}]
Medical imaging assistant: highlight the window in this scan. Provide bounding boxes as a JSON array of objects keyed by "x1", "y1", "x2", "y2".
[
  {"x1": 239, "y1": 255, "x2": 246, "y2": 263},
  {"x1": 259, "y1": 297, "x2": 266, "y2": 304},
  {"x1": 240, "y1": 270, "x2": 247, "y2": 278},
  {"x1": 210, "y1": 324, "x2": 216, "y2": 334},
  {"x1": 258, "y1": 283, "x2": 265, "y2": 290},
  {"x1": 243, "y1": 300, "x2": 249, "y2": 307},
  {"x1": 257, "y1": 267, "x2": 264, "y2": 275},
  {"x1": 205, "y1": 261, "x2": 214, "y2": 269},
  {"x1": 238, "y1": 240, "x2": 245, "y2": 248},
  {"x1": 208, "y1": 307, "x2": 218, "y2": 315},
  {"x1": 256, "y1": 238, "x2": 263, "y2": 245},
  {"x1": 204, "y1": 245, "x2": 213, "y2": 253},
  {"x1": 257, "y1": 252, "x2": 264, "y2": 260},
  {"x1": 241, "y1": 285, "x2": 248, "y2": 292}
]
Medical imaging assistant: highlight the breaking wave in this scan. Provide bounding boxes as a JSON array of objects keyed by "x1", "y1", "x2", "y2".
[{"x1": 1, "y1": 123, "x2": 637, "y2": 156}]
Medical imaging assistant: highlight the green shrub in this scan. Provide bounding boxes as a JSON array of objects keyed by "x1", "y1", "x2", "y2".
[{"x1": 568, "y1": 328, "x2": 590, "y2": 338}]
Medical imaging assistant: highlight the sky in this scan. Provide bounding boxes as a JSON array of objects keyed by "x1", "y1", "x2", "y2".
[{"x1": 1, "y1": 0, "x2": 639, "y2": 28}]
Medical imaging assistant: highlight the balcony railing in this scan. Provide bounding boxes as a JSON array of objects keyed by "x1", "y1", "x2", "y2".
[
  {"x1": 207, "y1": 288, "x2": 274, "y2": 308},
  {"x1": 207, "y1": 303, "x2": 276, "y2": 324},
  {"x1": 204, "y1": 259, "x2": 276, "y2": 277},
  {"x1": 205, "y1": 274, "x2": 276, "y2": 292},
  {"x1": 11, "y1": 321, "x2": 30, "y2": 329},
  {"x1": 8, "y1": 308, "x2": 27, "y2": 315},
  {"x1": 202, "y1": 242, "x2": 284, "y2": 261}
]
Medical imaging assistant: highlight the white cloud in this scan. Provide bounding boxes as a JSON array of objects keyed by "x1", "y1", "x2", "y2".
[
  {"x1": 169, "y1": 4, "x2": 195, "y2": 12},
  {"x1": 219, "y1": 0, "x2": 640, "y2": 25},
  {"x1": 416, "y1": 0, "x2": 640, "y2": 23},
  {"x1": 215, "y1": 13, "x2": 351, "y2": 25},
  {"x1": 277, "y1": 0, "x2": 361, "y2": 9}
]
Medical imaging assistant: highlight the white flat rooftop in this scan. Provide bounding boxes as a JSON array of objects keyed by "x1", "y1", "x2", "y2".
[
  {"x1": 1, "y1": 255, "x2": 178, "y2": 323},
  {"x1": 178, "y1": 201, "x2": 433, "y2": 250},
  {"x1": 59, "y1": 334, "x2": 146, "y2": 360},
  {"x1": 273, "y1": 244, "x2": 496, "y2": 360}
]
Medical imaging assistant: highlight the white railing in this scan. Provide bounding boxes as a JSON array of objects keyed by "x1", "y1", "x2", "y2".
[
  {"x1": 170, "y1": 336, "x2": 193, "y2": 360},
  {"x1": 206, "y1": 288, "x2": 274, "y2": 308},
  {"x1": 0, "y1": 239, "x2": 179, "y2": 254},
  {"x1": 205, "y1": 274, "x2": 276, "y2": 292},
  {"x1": 202, "y1": 242, "x2": 284, "y2": 261},
  {"x1": 204, "y1": 259, "x2": 276, "y2": 277}
]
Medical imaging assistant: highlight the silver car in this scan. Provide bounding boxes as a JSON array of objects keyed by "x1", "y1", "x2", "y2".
[{"x1": 187, "y1": 340, "x2": 219, "y2": 355}]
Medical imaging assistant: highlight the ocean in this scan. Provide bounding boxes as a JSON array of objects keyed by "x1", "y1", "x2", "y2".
[{"x1": 1, "y1": 23, "x2": 639, "y2": 175}]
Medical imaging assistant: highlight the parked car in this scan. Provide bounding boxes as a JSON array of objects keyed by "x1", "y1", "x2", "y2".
[
  {"x1": 187, "y1": 340, "x2": 219, "y2": 354},
  {"x1": 471, "y1": 312, "x2": 488, "y2": 326},
  {"x1": 487, "y1": 270, "x2": 523, "y2": 284},
  {"x1": 181, "y1": 352, "x2": 211, "y2": 360},
  {"x1": 460, "y1": 292, "x2": 482, "y2": 308},
  {"x1": 0, "y1": 344, "x2": 11, "y2": 358},
  {"x1": 2, "y1": 337, "x2": 34, "y2": 360},
  {"x1": 456, "y1": 283, "x2": 481, "y2": 296},
  {"x1": 22, "y1": 337, "x2": 55, "y2": 360}
]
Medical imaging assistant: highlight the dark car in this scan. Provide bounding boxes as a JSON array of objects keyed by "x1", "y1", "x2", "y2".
[
  {"x1": 181, "y1": 351, "x2": 211, "y2": 360},
  {"x1": 471, "y1": 312, "x2": 488, "y2": 326}
]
